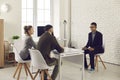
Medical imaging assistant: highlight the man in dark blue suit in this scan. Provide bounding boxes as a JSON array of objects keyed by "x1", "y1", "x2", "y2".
[{"x1": 82, "y1": 22, "x2": 104, "y2": 71}]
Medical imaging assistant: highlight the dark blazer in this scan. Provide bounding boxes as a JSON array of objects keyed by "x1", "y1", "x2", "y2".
[
  {"x1": 20, "y1": 35, "x2": 36, "y2": 60},
  {"x1": 85, "y1": 31, "x2": 104, "y2": 53},
  {"x1": 37, "y1": 32, "x2": 64, "y2": 64}
]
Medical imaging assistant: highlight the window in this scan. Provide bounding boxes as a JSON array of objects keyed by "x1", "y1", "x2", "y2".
[
  {"x1": 22, "y1": 0, "x2": 33, "y2": 37},
  {"x1": 22, "y1": 0, "x2": 51, "y2": 37},
  {"x1": 37, "y1": 0, "x2": 51, "y2": 26}
]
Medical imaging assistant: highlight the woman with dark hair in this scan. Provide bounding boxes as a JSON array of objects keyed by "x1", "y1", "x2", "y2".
[{"x1": 20, "y1": 25, "x2": 36, "y2": 60}]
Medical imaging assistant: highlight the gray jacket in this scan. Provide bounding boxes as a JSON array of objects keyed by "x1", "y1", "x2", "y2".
[{"x1": 20, "y1": 35, "x2": 36, "y2": 60}]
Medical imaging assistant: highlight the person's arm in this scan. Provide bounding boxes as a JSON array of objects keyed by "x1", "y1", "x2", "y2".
[
  {"x1": 27, "y1": 37, "x2": 37, "y2": 49},
  {"x1": 85, "y1": 33, "x2": 90, "y2": 48},
  {"x1": 52, "y1": 36, "x2": 64, "y2": 53}
]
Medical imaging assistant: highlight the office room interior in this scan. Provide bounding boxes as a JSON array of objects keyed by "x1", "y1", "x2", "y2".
[{"x1": 0, "y1": 0, "x2": 120, "y2": 80}]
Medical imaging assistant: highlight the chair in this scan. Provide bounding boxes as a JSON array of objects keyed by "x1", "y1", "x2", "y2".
[
  {"x1": 94, "y1": 53, "x2": 106, "y2": 71},
  {"x1": 12, "y1": 40, "x2": 34, "y2": 80},
  {"x1": 29, "y1": 49, "x2": 52, "y2": 80},
  {"x1": 88, "y1": 44, "x2": 107, "y2": 71}
]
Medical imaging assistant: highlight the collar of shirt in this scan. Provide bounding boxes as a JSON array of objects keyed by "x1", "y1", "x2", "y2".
[{"x1": 92, "y1": 31, "x2": 96, "y2": 34}]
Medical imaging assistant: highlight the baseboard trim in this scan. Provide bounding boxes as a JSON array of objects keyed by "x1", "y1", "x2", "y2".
[{"x1": 87, "y1": 58, "x2": 120, "y2": 66}]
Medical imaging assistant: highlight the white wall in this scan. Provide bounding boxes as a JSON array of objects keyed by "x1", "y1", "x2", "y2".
[
  {"x1": 71, "y1": 0, "x2": 120, "y2": 65},
  {"x1": 0, "y1": 0, "x2": 21, "y2": 42},
  {"x1": 59, "y1": 0, "x2": 71, "y2": 46},
  {"x1": 52, "y1": 0, "x2": 60, "y2": 38},
  {"x1": 53, "y1": 0, "x2": 120, "y2": 65},
  {"x1": 52, "y1": 0, "x2": 71, "y2": 47}
]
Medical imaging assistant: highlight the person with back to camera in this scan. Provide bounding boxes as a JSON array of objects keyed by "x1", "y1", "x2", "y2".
[
  {"x1": 20, "y1": 25, "x2": 36, "y2": 60},
  {"x1": 37, "y1": 24, "x2": 64, "y2": 80}
]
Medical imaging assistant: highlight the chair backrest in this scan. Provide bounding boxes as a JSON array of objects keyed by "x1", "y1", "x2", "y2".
[
  {"x1": 29, "y1": 49, "x2": 48, "y2": 69},
  {"x1": 102, "y1": 38, "x2": 105, "y2": 52},
  {"x1": 12, "y1": 39, "x2": 24, "y2": 62}
]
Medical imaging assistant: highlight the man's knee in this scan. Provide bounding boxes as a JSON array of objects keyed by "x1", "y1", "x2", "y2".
[{"x1": 84, "y1": 50, "x2": 90, "y2": 54}]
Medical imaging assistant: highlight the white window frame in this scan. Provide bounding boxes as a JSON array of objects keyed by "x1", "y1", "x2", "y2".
[{"x1": 22, "y1": 0, "x2": 54, "y2": 38}]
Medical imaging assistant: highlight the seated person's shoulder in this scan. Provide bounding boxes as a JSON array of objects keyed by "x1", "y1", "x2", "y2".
[
  {"x1": 97, "y1": 31, "x2": 103, "y2": 36},
  {"x1": 26, "y1": 36, "x2": 32, "y2": 41},
  {"x1": 89, "y1": 32, "x2": 92, "y2": 35}
]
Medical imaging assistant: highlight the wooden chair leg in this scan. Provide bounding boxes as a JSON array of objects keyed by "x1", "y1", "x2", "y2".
[
  {"x1": 95, "y1": 56, "x2": 98, "y2": 72},
  {"x1": 13, "y1": 63, "x2": 20, "y2": 78},
  {"x1": 24, "y1": 63, "x2": 34, "y2": 80},
  {"x1": 98, "y1": 56, "x2": 106, "y2": 69},
  {"x1": 45, "y1": 70, "x2": 52, "y2": 80},
  {"x1": 33, "y1": 70, "x2": 40, "y2": 80},
  {"x1": 27, "y1": 63, "x2": 30, "y2": 68},
  {"x1": 41, "y1": 71, "x2": 44, "y2": 80},
  {"x1": 17, "y1": 63, "x2": 22, "y2": 80},
  {"x1": 94, "y1": 56, "x2": 96, "y2": 67},
  {"x1": 24, "y1": 64, "x2": 28, "y2": 76}
]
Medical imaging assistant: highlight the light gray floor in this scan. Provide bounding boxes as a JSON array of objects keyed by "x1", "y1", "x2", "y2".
[{"x1": 0, "y1": 61, "x2": 120, "y2": 80}]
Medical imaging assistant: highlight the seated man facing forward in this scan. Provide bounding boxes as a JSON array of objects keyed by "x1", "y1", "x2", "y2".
[
  {"x1": 82, "y1": 22, "x2": 104, "y2": 71},
  {"x1": 37, "y1": 25, "x2": 64, "y2": 80}
]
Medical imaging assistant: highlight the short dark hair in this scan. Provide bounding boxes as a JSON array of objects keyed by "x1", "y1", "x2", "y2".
[
  {"x1": 91, "y1": 22, "x2": 97, "y2": 27},
  {"x1": 45, "y1": 24, "x2": 53, "y2": 31},
  {"x1": 24, "y1": 25, "x2": 33, "y2": 35}
]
